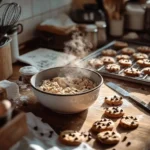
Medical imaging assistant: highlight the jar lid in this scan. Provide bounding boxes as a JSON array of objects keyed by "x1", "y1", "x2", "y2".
[
  {"x1": 95, "y1": 21, "x2": 107, "y2": 28},
  {"x1": 19, "y1": 66, "x2": 39, "y2": 76},
  {"x1": 126, "y1": 3, "x2": 145, "y2": 15},
  {"x1": 84, "y1": 25, "x2": 98, "y2": 32}
]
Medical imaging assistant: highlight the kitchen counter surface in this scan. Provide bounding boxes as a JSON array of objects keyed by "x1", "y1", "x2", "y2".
[{"x1": 10, "y1": 61, "x2": 150, "y2": 150}]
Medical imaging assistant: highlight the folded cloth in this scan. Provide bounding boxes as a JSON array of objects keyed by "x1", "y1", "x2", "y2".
[
  {"x1": 37, "y1": 14, "x2": 77, "y2": 35},
  {"x1": 11, "y1": 113, "x2": 93, "y2": 150}
]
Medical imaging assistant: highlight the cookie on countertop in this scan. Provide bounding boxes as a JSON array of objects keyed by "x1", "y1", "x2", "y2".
[
  {"x1": 142, "y1": 67, "x2": 150, "y2": 75},
  {"x1": 101, "y1": 49, "x2": 117, "y2": 56},
  {"x1": 105, "y1": 95, "x2": 123, "y2": 106},
  {"x1": 101, "y1": 56, "x2": 115, "y2": 65},
  {"x1": 124, "y1": 68, "x2": 141, "y2": 77},
  {"x1": 88, "y1": 58, "x2": 104, "y2": 69},
  {"x1": 136, "y1": 59, "x2": 150, "y2": 67},
  {"x1": 118, "y1": 59, "x2": 132, "y2": 67},
  {"x1": 137, "y1": 46, "x2": 150, "y2": 53},
  {"x1": 91, "y1": 118, "x2": 115, "y2": 133},
  {"x1": 121, "y1": 47, "x2": 135, "y2": 55},
  {"x1": 59, "y1": 130, "x2": 86, "y2": 146},
  {"x1": 104, "y1": 107, "x2": 124, "y2": 118},
  {"x1": 114, "y1": 41, "x2": 128, "y2": 49},
  {"x1": 105, "y1": 64, "x2": 120, "y2": 72},
  {"x1": 119, "y1": 116, "x2": 139, "y2": 129},
  {"x1": 116, "y1": 54, "x2": 130, "y2": 61},
  {"x1": 97, "y1": 131, "x2": 121, "y2": 145},
  {"x1": 133, "y1": 53, "x2": 148, "y2": 60}
]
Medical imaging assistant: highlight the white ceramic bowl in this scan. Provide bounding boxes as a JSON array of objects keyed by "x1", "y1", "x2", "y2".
[{"x1": 30, "y1": 67, "x2": 103, "y2": 114}]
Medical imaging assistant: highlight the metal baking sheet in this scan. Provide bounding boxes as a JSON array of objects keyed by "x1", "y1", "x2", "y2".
[{"x1": 78, "y1": 40, "x2": 150, "y2": 86}]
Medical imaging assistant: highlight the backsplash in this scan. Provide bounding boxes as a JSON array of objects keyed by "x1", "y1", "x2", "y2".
[{"x1": 0, "y1": 0, "x2": 72, "y2": 44}]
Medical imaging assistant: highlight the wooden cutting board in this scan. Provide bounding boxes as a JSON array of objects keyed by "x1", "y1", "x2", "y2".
[{"x1": 19, "y1": 78, "x2": 150, "y2": 150}]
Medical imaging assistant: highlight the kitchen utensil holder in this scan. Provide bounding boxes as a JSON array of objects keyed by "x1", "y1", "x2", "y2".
[{"x1": 0, "y1": 38, "x2": 13, "y2": 80}]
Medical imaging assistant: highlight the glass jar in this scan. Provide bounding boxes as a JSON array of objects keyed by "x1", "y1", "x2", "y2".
[
  {"x1": 95, "y1": 21, "x2": 107, "y2": 45},
  {"x1": 19, "y1": 66, "x2": 39, "y2": 84},
  {"x1": 84, "y1": 25, "x2": 98, "y2": 49}
]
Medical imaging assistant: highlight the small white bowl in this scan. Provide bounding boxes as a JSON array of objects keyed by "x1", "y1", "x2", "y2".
[{"x1": 31, "y1": 67, "x2": 103, "y2": 114}]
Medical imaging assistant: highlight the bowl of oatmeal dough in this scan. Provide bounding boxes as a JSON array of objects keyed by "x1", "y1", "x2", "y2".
[{"x1": 30, "y1": 67, "x2": 103, "y2": 114}]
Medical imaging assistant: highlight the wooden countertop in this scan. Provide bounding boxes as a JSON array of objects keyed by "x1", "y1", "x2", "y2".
[{"x1": 10, "y1": 62, "x2": 150, "y2": 150}]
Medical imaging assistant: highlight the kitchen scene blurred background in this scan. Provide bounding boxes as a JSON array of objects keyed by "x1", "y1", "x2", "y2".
[{"x1": 0, "y1": 0, "x2": 150, "y2": 76}]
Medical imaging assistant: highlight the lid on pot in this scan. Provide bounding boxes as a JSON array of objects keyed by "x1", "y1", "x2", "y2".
[
  {"x1": 19, "y1": 66, "x2": 39, "y2": 76},
  {"x1": 84, "y1": 25, "x2": 98, "y2": 32}
]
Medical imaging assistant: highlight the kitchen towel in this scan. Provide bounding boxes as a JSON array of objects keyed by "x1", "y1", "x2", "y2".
[{"x1": 11, "y1": 112, "x2": 93, "y2": 150}]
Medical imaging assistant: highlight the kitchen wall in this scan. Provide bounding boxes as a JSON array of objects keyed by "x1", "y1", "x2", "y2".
[{"x1": 0, "y1": 0, "x2": 72, "y2": 44}]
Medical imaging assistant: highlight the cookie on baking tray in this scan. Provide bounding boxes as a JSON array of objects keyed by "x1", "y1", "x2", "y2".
[
  {"x1": 101, "y1": 49, "x2": 117, "y2": 56},
  {"x1": 142, "y1": 67, "x2": 150, "y2": 75},
  {"x1": 137, "y1": 46, "x2": 150, "y2": 53},
  {"x1": 101, "y1": 56, "x2": 115, "y2": 65},
  {"x1": 124, "y1": 68, "x2": 141, "y2": 77},
  {"x1": 121, "y1": 47, "x2": 135, "y2": 55},
  {"x1": 133, "y1": 53, "x2": 148, "y2": 60},
  {"x1": 97, "y1": 131, "x2": 121, "y2": 145},
  {"x1": 91, "y1": 118, "x2": 115, "y2": 133},
  {"x1": 136, "y1": 59, "x2": 150, "y2": 67},
  {"x1": 114, "y1": 41, "x2": 128, "y2": 49},
  {"x1": 59, "y1": 130, "x2": 85, "y2": 146},
  {"x1": 88, "y1": 58, "x2": 104, "y2": 69},
  {"x1": 118, "y1": 59, "x2": 132, "y2": 67},
  {"x1": 116, "y1": 54, "x2": 130, "y2": 61},
  {"x1": 105, "y1": 64, "x2": 120, "y2": 72},
  {"x1": 105, "y1": 95, "x2": 123, "y2": 106},
  {"x1": 104, "y1": 107, "x2": 124, "y2": 118},
  {"x1": 119, "y1": 116, "x2": 139, "y2": 129}
]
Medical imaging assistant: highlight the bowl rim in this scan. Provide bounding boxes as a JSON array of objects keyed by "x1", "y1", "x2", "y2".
[{"x1": 30, "y1": 66, "x2": 103, "y2": 96}]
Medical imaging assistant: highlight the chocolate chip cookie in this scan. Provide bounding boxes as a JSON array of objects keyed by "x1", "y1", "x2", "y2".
[
  {"x1": 105, "y1": 64, "x2": 120, "y2": 72},
  {"x1": 102, "y1": 49, "x2": 117, "y2": 56},
  {"x1": 124, "y1": 68, "x2": 141, "y2": 77},
  {"x1": 121, "y1": 47, "x2": 135, "y2": 55},
  {"x1": 92, "y1": 118, "x2": 115, "y2": 132},
  {"x1": 97, "y1": 131, "x2": 121, "y2": 145},
  {"x1": 104, "y1": 107, "x2": 124, "y2": 118},
  {"x1": 133, "y1": 53, "x2": 148, "y2": 60},
  {"x1": 136, "y1": 59, "x2": 150, "y2": 67},
  {"x1": 119, "y1": 116, "x2": 139, "y2": 129},
  {"x1": 137, "y1": 46, "x2": 150, "y2": 53},
  {"x1": 105, "y1": 95, "x2": 123, "y2": 106},
  {"x1": 118, "y1": 59, "x2": 132, "y2": 67}
]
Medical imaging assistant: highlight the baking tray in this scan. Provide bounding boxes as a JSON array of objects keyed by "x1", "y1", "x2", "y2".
[{"x1": 78, "y1": 40, "x2": 150, "y2": 86}]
